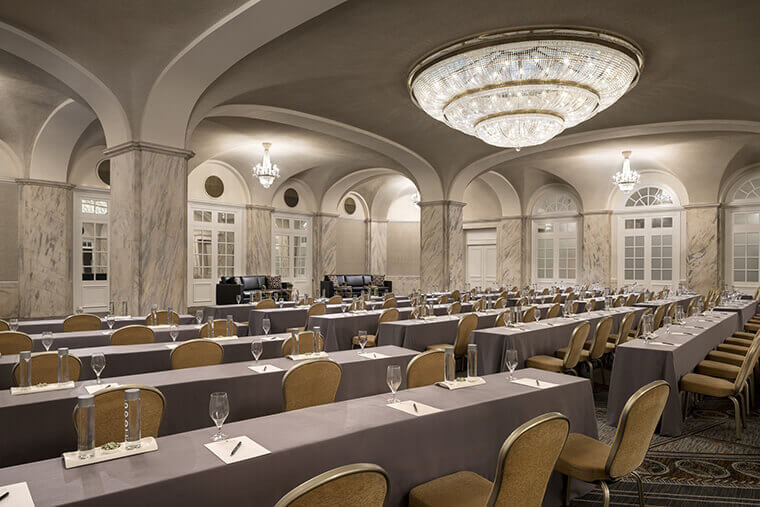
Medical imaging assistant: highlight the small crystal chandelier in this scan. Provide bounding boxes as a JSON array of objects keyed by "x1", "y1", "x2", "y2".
[
  {"x1": 612, "y1": 150, "x2": 640, "y2": 193},
  {"x1": 253, "y1": 142, "x2": 280, "y2": 189},
  {"x1": 411, "y1": 191, "x2": 421, "y2": 204}
]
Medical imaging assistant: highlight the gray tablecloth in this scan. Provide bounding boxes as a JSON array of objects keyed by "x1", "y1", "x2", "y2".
[
  {"x1": 248, "y1": 304, "x2": 346, "y2": 335},
  {"x1": 633, "y1": 294, "x2": 699, "y2": 311},
  {"x1": 0, "y1": 369, "x2": 596, "y2": 507},
  {"x1": 471, "y1": 306, "x2": 647, "y2": 375},
  {"x1": 15, "y1": 315, "x2": 195, "y2": 335},
  {"x1": 377, "y1": 311, "x2": 500, "y2": 351},
  {"x1": 205, "y1": 302, "x2": 296, "y2": 321},
  {"x1": 607, "y1": 311, "x2": 740, "y2": 436},
  {"x1": 715, "y1": 300, "x2": 757, "y2": 325},
  {"x1": 308, "y1": 308, "x2": 416, "y2": 350},
  {"x1": 0, "y1": 346, "x2": 419, "y2": 467}
]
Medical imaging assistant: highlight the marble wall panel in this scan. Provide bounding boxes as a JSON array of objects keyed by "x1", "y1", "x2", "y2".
[
  {"x1": 447, "y1": 204, "x2": 465, "y2": 291},
  {"x1": 313, "y1": 214, "x2": 337, "y2": 294},
  {"x1": 521, "y1": 217, "x2": 531, "y2": 287},
  {"x1": 419, "y1": 204, "x2": 444, "y2": 291},
  {"x1": 109, "y1": 150, "x2": 141, "y2": 314},
  {"x1": 247, "y1": 206, "x2": 272, "y2": 274},
  {"x1": 0, "y1": 281, "x2": 19, "y2": 318},
  {"x1": 369, "y1": 220, "x2": 387, "y2": 274},
  {"x1": 686, "y1": 206, "x2": 719, "y2": 294},
  {"x1": 582, "y1": 213, "x2": 611, "y2": 286},
  {"x1": 497, "y1": 218, "x2": 522, "y2": 288},
  {"x1": 386, "y1": 275, "x2": 419, "y2": 296}
]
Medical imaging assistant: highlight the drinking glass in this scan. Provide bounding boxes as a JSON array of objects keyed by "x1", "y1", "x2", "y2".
[
  {"x1": 209, "y1": 392, "x2": 229, "y2": 441},
  {"x1": 534, "y1": 309, "x2": 541, "y2": 325},
  {"x1": 76, "y1": 307, "x2": 83, "y2": 314},
  {"x1": 505, "y1": 349, "x2": 518, "y2": 380},
  {"x1": 447, "y1": 304, "x2": 453, "y2": 318},
  {"x1": 195, "y1": 310, "x2": 204, "y2": 326},
  {"x1": 663, "y1": 316, "x2": 672, "y2": 337},
  {"x1": 9, "y1": 318, "x2": 18, "y2": 331},
  {"x1": 169, "y1": 324, "x2": 179, "y2": 342},
  {"x1": 106, "y1": 314, "x2": 115, "y2": 334},
  {"x1": 251, "y1": 337, "x2": 263, "y2": 362},
  {"x1": 41, "y1": 331, "x2": 54, "y2": 351},
  {"x1": 357, "y1": 330, "x2": 368, "y2": 351},
  {"x1": 91, "y1": 353, "x2": 106, "y2": 384},
  {"x1": 235, "y1": 294, "x2": 242, "y2": 305},
  {"x1": 262, "y1": 317, "x2": 271, "y2": 335},
  {"x1": 386, "y1": 365, "x2": 401, "y2": 403}
]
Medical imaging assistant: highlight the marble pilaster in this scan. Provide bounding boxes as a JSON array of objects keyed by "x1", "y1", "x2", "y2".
[
  {"x1": 0, "y1": 282, "x2": 19, "y2": 318},
  {"x1": 419, "y1": 203, "x2": 445, "y2": 291},
  {"x1": 386, "y1": 275, "x2": 419, "y2": 295},
  {"x1": 246, "y1": 205, "x2": 272, "y2": 274},
  {"x1": 521, "y1": 216, "x2": 531, "y2": 287},
  {"x1": 17, "y1": 179, "x2": 73, "y2": 318},
  {"x1": 313, "y1": 213, "x2": 337, "y2": 294},
  {"x1": 686, "y1": 206, "x2": 719, "y2": 294},
  {"x1": 369, "y1": 219, "x2": 387, "y2": 275},
  {"x1": 447, "y1": 203, "x2": 465, "y2": 291},
  {"x1": 582, "y1": 212, "x2": 612, "y2": 286},
  {"x1": 497, "y1": 218, "x2": 522, "y2": 288}
]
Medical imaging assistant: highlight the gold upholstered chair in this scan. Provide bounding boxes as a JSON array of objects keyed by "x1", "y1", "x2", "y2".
[
  {"x1": 297, "y1": 302, "x2": 327, "y2": 332},
  {"x1": 283, "y1": 331, "x2": 316, "y2": 356},
  {"x1": 282, "y1": 359, "x2": 342, "y2": 411},
  {"x1": 555, "y1": 380, "x2": 670, "y2": 507},
  {"x1": 495, "y1": 310, "x2": 510, "y2": 327},
  {"x1": 111, "y1": 325, "x2": 155, "y2": 345},
  {"x1": 448, "y1": 302, "x2": 462, "y2": 315},
  {"x1": 274, "y1": 463, "x2": 390, "y2": 507},
  {"x1": 471, "y1": 299, "x2": 484, "y2": 312},
  {"x1": 606, "y1": 312, "x2": 636, "y2": 353},
  {"x1": 170, "y1": 339, "x2": 224, "y2": 369},
  {"x1": 256, "y1": 299, "x2": 276, "y2": 309},
  {"x1": 627, "y1": 308, "x2": 652, "y2": 340},
  {"x1": 144, "y1": 310, "x2": 180, "y2": 326},
  {"x1": 450, "y1": 290, "x2": 460, "y2": 300},
  {"x1": 409, "y1": 412, "x2": 570, "y2": 507},
  {"x1": 437, "y1": 294, "x2": 449, "y2": 304},
  {"x1": 546, "y1": 303, "x2": 561, "y2": 319},
  {"x1": 636, "y1": 292, "x2": 646, "y2": 304},
  {"x1": 556, "y1": 316, "x2": 613, "y2": 384},
  {"x1": 384, "y1": 292, "x2": 396, "y2": 301},
  {"x1": 552, "y1": 293, "x2": 563, "y2": 304},
  {"x1": 351, "y1": 308, "x2": 399, "y2": 349},
  {"x1": 0, "y1": 331, "x2": 33, "y2": 355},
  {"x1": 327, "y1": 295, "x2": 343, "y2": 305},
  {"x1": 73, "y1": 384, "x2": 166, "y2": 446},
  {"x1": 493, "y1": 297, "x2": 506, "y2": 309},
  {"x1": 612, "y1": 295, "x2": 625, "y2": 308},
  {"x1": 625, "y1": 294, "x2": 637, "y2": 307},
  {"x1": 63, "y1": 313, "x2": 101, "y2": 332},
  {"x1": 382, "y1": 297, "x2": 397, "y2": 309},
  {"x1": 426, "y1": 313, "x2": 478, "y2": 360},
  {"x1": 406, "y1": 349, "x2": 445, "y2": 388},
  {"x1": 12, "y1": 351, "x2": 82, "y2": 385},
  {"x1": 651, "y1": 304, "x2": 667, "y2": 330},
  {"x1": 525, "y1": 321, "x2": 590, "y2": 375},
  {"x1": 199, "y1": 319, "x2": 238, "y2": 338},
  {"x1": 522, "y1": 305, "x2": 538, "y2": 322},
  {"x1": 0, "y1": 319, "x2": 9, "y2": 331}
]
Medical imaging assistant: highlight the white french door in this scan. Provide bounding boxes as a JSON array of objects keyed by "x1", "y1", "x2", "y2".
[
  {"x1": 466, "y1": 229, "x2": 497, "y2": 289},
  {"x1": 531, "y1": 217, "x2": 579, "y2": 287},
  {"x1": 74, "y1": 192, "x2": 110, "y2": 313},
  {"x1": 272, "y1": 214, "x2": 312, "y2": 294},
  {"x1": 617, "y1": 212, "x2": 680, "y2": 290},
  {"x1": 187, "y1": 204, "x2": 243, "y2": 305}
]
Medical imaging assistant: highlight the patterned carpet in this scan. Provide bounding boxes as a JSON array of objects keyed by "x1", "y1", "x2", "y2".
[{"x1": 571, "y1": 388, "x2": 760, "y2": 506}]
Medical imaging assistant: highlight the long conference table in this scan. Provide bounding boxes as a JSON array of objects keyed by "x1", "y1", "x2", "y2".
[
  {"x1": 377, "y1": 310, "x2": 500, "y2": 351},
  {"x1": 0, "y1": 369, "x2": 596, "y2": 506},
  {"x1": 0, "y1": 346, "x2": 418, "y2": 468},
  {"x1": 16, "y1": 314, "x2": 196, "y2": 335}
]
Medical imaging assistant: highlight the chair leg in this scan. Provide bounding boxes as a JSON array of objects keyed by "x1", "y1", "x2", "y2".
[
  {"x1": 599, "y1": 481, "x2": 610, "y2": 507},
  {"x1": 729, "y1": 395, "x2": 743, "y2": 439},
  {"x1": 562, "y1": 474, "x2": 570, "y2": 507},
  {"x1": 630, "y1": 471, "x2": 645, "y2": 507}
]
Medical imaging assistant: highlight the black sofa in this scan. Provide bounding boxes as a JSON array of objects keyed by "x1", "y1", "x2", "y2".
[
  {"x1": 216, "y1": 276, "x2": 292, "y2": 305},
  {"x1": 320, "y1": 274, "x2": 392, "y2": 298}
]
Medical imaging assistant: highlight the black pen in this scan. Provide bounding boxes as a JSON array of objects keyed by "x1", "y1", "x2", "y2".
[
  {"x1": 413, "y1": 403, "x2": 418, "y2": 412},
  {"x1": 0, "y1": 491, "x2": 9, "y2": 501},
  {"x1": 230, "y1": 441, "x2": 242, "y2": 456}
]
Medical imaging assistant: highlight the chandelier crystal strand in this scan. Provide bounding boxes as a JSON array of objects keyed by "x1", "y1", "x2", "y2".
[
  {"x1": 612, "y1": 150, "x2": 640, "y2": 193},
  {"x1": 253, "y1": 142, "x2": 280, "y2": 188},
  {"x1": 408, "y1": 27, "x2": 643, "y2": 149}
]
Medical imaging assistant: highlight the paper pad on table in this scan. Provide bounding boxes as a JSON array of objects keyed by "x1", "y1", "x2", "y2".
[
  {"x1": 510, "y1": 378, "x2": 558, "y2": 389},
  {"x1": 210, "y1": 335, "x2": 239, "y2": 341},
  {"x1": 204, "y1": 436, "x2": 270, "y2": 464},
  {"x1": 84, "y1": 383, "x2": 120, "y2": 394},
  {"x1": 387, "y1": 400, "x2": 441, "y2": 416},
  {"x1": 0, "y1": 482, "x2": 34, "y2": 507},
  {"x1": 358, "y1": 352, "x2": 389, "y2": 360},
  {"x1": 436, "y1": 377, "x2": 486, "y2": 390},
  {"x1": 248, "y1": 364, "x2": 283, "y2": 373},
  {"x1": 287, "y1": 351, "x2": 329, "y2": 360},
  {"x1": 62, "y1": 437, "x2": 158, "y2": 469},
  {"x1": 165, "y1": 343, "x2": 179, "y2": 349},
  {"x1": 10, "y1": 381, "x2": 76, "y2": 395}
]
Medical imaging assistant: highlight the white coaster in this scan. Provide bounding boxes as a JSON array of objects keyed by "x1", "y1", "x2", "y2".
[
  {"x1": 149, "y1": 325, "x2": 171, "y2": 329},
  {"x1": 510, "y1": 378, "x2": 558, "y2": 389},
  {"x1": 165, "y1": 343, "x2": 179, "y2": 349},
  {"x1": 83, "y1": 383, "x2": 120, "y2": 394},
  {"x1": 0, "y1": 482, "x2": 34, "y2": 506},
  {"x1": 248, "y1": 364, "x2": 283, "y2": 373},
  {"x1": 63, "y1": 437, "x2": 158, "y2": 469},
  {"x1": 204, "y1": 436, "x2": 270, "y2": 464},
  {"x1": 113, "y1": 315, "x2": 133, "y2": 320},
  {"x1": 210, "y1": 335, "x2": 239, "y2": 341},
  {"x1": 287, "y1": 351, "x2": 329, "y2": 360},
  {"x1": 436, "y1": 377, "x2": 486, "y2": 390},
  {"x1": 387, "y1": 400, "x2": 441, "y2": 416},
  {"x1": 10, "y1": 381, "x2": 76, "y2": 395},
  {"x1": 358, "y1": 352, "x2": 389, "y2": 360}
]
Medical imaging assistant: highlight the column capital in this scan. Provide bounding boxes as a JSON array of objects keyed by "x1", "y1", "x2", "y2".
[
  {"x1": 683, "y1": 202, "x2": 720, "y2": 210},
  {"x1": 245, "y1": 204, "x2": 275, "y2": 212},
  {"x1": 103, "y1": 141, "x2": 195, "y2": 160},
  {"x1": 314, "y1": 212, "x2": 339, "y2": 218},
  {"x1": 417, "y1": 200, "x2": 467, "y2": 208},
  {"x1": 581, "y1": 209, "x2": 613, "y2": 216},
  {"x1": 15, "y1": 178, "x2": 74, "y2": 190}
]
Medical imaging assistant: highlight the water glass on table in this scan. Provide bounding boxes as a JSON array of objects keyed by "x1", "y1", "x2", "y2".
[
  {"x1": 170, "y1": 324, "x2": 179, "y2": 342},
  {"x1": 505, "y1": 349, "x2": 518, "y2": 380},
  {"x1": 105, "y1": 314, "x2": 115, "y2": 334},
  {"x1": 386, "y1": 365, "x2": 401, "y2": 403},
  {"x1": 262, "y1": 317, "x2": 271, "y2": 335},
  {"x1": 195, "y1": 309, "x2": 204, "y2": 326},
  {"x1": 251, "y1": 337, "x2": 263, "y2": 362},
  {"x1": 357, "y1": 330, "x2": 368, "y2": 351},
  {"x1": 209, "y1": 392, "x2": 229, "y2": 442},
  {"x1": 41, "y1": 331, "x2": 54, "y2": 351},
  {"x1": 236, "y1": 294, "x2": 242, "y2": 305},
  {"x1": 9, "y1": 318, "x2": 18, "y2": 331},
  {"x1": 91, "y1": 353, "x2": 106, "y2": 384},
  {"x1": 663, "y1": 316, "x2": 672, "y2": 338}
]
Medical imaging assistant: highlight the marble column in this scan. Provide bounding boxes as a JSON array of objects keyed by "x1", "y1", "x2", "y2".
[
  {"x1": 686, "y1": 205, "x2": 719, "y2": 294},
  {"x1": 520, "y1": 216, "x2": 531, "y2": 287},
  {"x1": 106, "y1": 142, "x2": 193, "y2": 314},
  {"x1": 581, "y1": 212, "x2": 612, "y2": 286},
  {"x1": 497, "y1": 217, "x2": 522, "y2": 288},
  {"x1": 418, "y1": 201, "x2": 465, "y2": 291},
  {"x1": 447, "y1": 203, "x2": 465, "y2": 291},
  {"x1": 246, "y1": 205, "x2": 272, "y2": 274},
  {"x1": 313, "y1": 213, "x2": 337, "y2": 295},
  {"x1": 369, "y1": 219, "x2": 387, "y2": 275},
  {"x1": 17, "y1": 179, "x2": 73, "y2": 318}
]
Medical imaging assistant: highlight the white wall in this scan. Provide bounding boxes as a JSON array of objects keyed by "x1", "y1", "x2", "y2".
[
  {"x1": 387, "y1": 194, "x2": 420, "y2": 221},
  {"x1": 188, "y1": 161, "x2": 250, "y2": 205}
]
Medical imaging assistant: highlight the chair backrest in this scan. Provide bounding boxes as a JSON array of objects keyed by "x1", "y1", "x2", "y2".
[
  {"x1": 495, "y1": 310, "x2": 509, "y2": 327},
  {"x1": 73, "y1": 384, "x2": 166, "y2": 446},
  {"x1": 552, "y1": 293, "x2": 562, "y2": 304},
  {"x1": 437, "y1": 294, "x2": 449, "y2": 304},
  {"x1": 12, "y1": 352, "x2": 82, "y2": 385},
  {"x1": 686, "y1": 298, "x2": 697, "y2": 316},
  {"x1": 111, "y1": 325, "x2": 155, "y2": 345},
  {"x1": 406, "y1": 349, "x2": 445, "y2": 388},
  {"x1": 462, "y1": 293, "x2": 470, "y2": 302},
  {"x1": 606, "y1": 380, "x2": 670, "y2": 479},
  {"x1": 734, "y1": 335, "x2": 760, "y2": 394},
  {"x1": 652, "y1": 304, "x2": 667, "y2": 329},
  {"x1": 453, "y1": 313, "x2": 478, "y2": 356},
  {"x1": 282, "y1": 359, "x2": 342, "y2": 411},
  {"x1": 486, "y1": 412, "x2": 570, "y2": 507},
  {"x1": 541, "y1": 288, "x2": 550, "y2": 295},
  {"x1": 0, "y1": 331, "x2": 33, "y2": 354},
  {"x1": 327, "y1": 295, "x2": 342, "y2": 305},
  {"x1": 170, "y1": 339, "x2": 224, "y2": 369},
  {"x1": 589, "y1": 316, "x2": 614, "y2": 361},
  {"x1": 615, "y1": 312, "x2": 636, "y2": 344},
  {"x1": 625, "y1": 294, "x2": 637, "y2": 307},
  {"x1": 382, "y1": 298, "x2": 397, "y2": 309},
  {"x1": 308, "y1": 303, "x2": 327, "y2": 318},
  {"x1": 666, "y1": 302, "x2": 677, "y2": 319},
  {"x1": 472, "y1": 299, "x2": 484, "y2": 312},
  {"x1": 562, "y1": 321, "x2": 590, "y2": 369},
  {"x1": 0, "y1": 319, "x2": 8, "y2": 331},
  {"x1": 636, "y1": 292, "x2": 646, "y2": 303},
  {"x1": 449, "y1": 301, "x2": 462, "y2": 315},
  {"x1": 199, "y1": 319, "x2": 238, "y2": 338},
  {"x1": 566, "y1": 292, "x2": 576, "y2": 301},
  {"x1": 378, "y1": 308, "x2": 399, "y2": 324},
  {"x1": 613, "y1": 295, "x2": 624, "y2": 307},
  {"x1": 546, "y1": 303, "x2": 561, "y2": 319},
  {"x1": 450, "y1": 290, "x2": 460, "y2": 300},
  {"x1": 144, "y1": 310, "x2": 180, "y2": 326},
  {"x1": 63, "y1": 314, "x2": 101, "y2": 332},
  {"x1": 384, "y1": 292, "x2": 395, "y2": 301},
  {"x1": 494, "y1": 297, "x2": 506, "y2": 309},
  {"x1": 522, "y1": 306, "x2": 538, "y2": 323},
  {"x1": 274, "y1": 463, "x2": 390, "y2": 507},
  {"x1": 569, "y1": 301, "x2": 580, "y2": 314},
  {"x1": 282, "y1": 331, "x2": 316, "y2": 356},
  {"x1": 257, "y1": 299, "x2": 276, "y2": 309}
]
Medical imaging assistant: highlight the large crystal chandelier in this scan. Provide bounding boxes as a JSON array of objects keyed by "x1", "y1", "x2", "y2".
[
  {"x1": 253, "y1": 142, "x2": 280, "y2": 188},
  {"x1": 612, "y1": 150, "x2": 640, "y2": 193},
  {"x1": 408, "y1": 27, "x2": 643, "y2": 150}
]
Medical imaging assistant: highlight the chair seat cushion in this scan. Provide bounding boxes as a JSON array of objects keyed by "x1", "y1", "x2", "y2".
[
  {"x1": 604, "y1": 342, "x2": 616, "y2": 353},
  {"x1": 426, "y1": 344, "x2": 451, "y2": 351},
  {"x1": 555, "y1": 433, "x2": 611, "y2": 483},
  {"x1": 680, "y1": 373, "x2": 736, "y2": 397},
  {"x1": 525, "y1": 355, "x2": 564, "y2": 372},
  {"x1": 707, "y1": 350, "x2": 745, "y2": 366},
  {"x1": 352, "y1": 334, "x2": 377, "y2": 347},
  {"x1": 717, "y1": 343, "x2": 750, "y2": 355},
  {"x1": 555, "y1": 347, "x2": 591, "y2": 361},
  {"x1": 409, "y1": 471, "x2": 492, "y2": 507},
  {"x1": 735, "y1": 331, "x2": 756, "y2": 340},
  {"x1": 696, "y1": 360, "x2": 740, "y2": 380},
  {"x1": 745, "y1": 322, "x2": 759, "y2": 332},
  {"x1": 725, "y1": 337, "x2": 754, "y2": 347}
]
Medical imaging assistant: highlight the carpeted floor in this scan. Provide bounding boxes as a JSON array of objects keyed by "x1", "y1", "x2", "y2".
[{"x1": 571, "y1": 388, "x2": 760, "y2": 506}]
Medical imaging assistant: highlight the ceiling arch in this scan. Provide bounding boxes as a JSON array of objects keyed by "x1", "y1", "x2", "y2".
[
  {"x1": 320, "y1": 168, "x2": 397, "y2": 214},
  {"x1": 477, "y1": 171, "x2": 521, "y2": 217},
  {"x1": 0, "y1": 139, "x2": 22, "y2": 178}
]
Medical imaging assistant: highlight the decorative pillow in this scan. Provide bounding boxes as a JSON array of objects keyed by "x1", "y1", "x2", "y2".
[
  {"x1": 371, "y1": 274, "x2": 385, "y2": 286},
  {"x1": 328, "y1": 275, "x2": 340, "y2": 286},
  {"x1": 266, "y1": 275, "x2": 282, "y2": 289}
]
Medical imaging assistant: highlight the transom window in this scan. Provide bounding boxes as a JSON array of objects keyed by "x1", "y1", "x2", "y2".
[
  {"x1": 533, "y1": 191, "x2": 578, "y2": 215},
  {"x1": 733, "y1": 176, "x2": 760, "y2": 202},
  {"x1": 81, "y1": 199, "x2": 108, "y2": 215},
  {"x1": 625, "y1": 187, "x2": 674, "y2": 207}
]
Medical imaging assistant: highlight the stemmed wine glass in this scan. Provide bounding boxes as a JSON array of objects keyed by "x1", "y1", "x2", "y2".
[
  {"x1": 262, "y1": 317, "x2": 271, "y2": 336},
  {"x1": 91, "y1": 353, "x2": 106, "y2": 384},
  {"x1": 195, "y1": 310, "x2": 204, "y2": 326},
  {"x1": 209, "y1": 392, "x2": 229, "y2": 442},
  {"x1": 41, "y1": 331, "x2": 54, "y2": 351},
  {"x1": 357, "y1": 330, "x2": 368, "y2": 351},
  {"x1": 235, "y1": 294, "x2": 242, "y2": 305},
  {"x1": 9, "y1": 318, "x2": 18, "y2": 331},
  {"x1": 386, "y1": 365, "x2": 401, "y2": 403},
  {"x1": 170, "y1": 324, "x2": 179, "y2": 342},
  {"x1": 505, "y1": 349, "x2": 518, "y2": 380},
  {"x1": 447, "y1": 304, "x2": 454, "y2": 319},
  {"x1": 251, "y1": 337, "x2": 263, "y2": 363},
  {"x1": 663, "y1": 316, "x2": 672, "y2": 338},
  {"x1": 105, "y1": 314, "x2": 115, "y2": 335},
  {"x1": 533, "y1": 309, "x2": 541, "y2": 326}
]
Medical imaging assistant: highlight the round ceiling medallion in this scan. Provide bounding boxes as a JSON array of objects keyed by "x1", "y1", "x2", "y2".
[
  {"x1": 96, "y1": 159, "x2": 110, "y2": 186},
  {"x1": 284, "y1": 188, "x2": 299, "y2": 208},
  {"x1": 344, "y1": 197, "x2": 356, "y2": 215},
  {"x1": 204, "y1": 175, "x2": 224, "y2": 198}
]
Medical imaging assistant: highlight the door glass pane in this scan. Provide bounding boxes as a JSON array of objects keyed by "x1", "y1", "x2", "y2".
[
  {"x1": 81, "y1": 221, "x2": 108, "y2": 281},
  {"x1": 624, "y1": 234, "x2": 645, "y2": 281},
  {"x1": 193, "y1": 230, "x2": 212, "y2": 279},
  {"x1": 275, "y1": 234, "x2": 291, "y2": 277},
  {"x1": 217, "y1": 231, "x2": 235, "y2": 277}
]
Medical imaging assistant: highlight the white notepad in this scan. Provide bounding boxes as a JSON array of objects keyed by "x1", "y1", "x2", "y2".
[
  {"x1": 357, "y1": 352, "x2": 389, "y2": 360},
  {"x1": 204, "y1": 436, "x2": 270, "y2": 464},
  {"x1": 510, "y1": 378, "x2": 558, "y2": 389},
  {"x1": 387, "y1": 400, "x2": 441, "y2": 416},
  {"x1": 210, "y1": 335, "x2": 239, "y2": 341},
  {"x1": 10, "y1": 381, "x2": 76, "y2": 395},
  {"x1": 83, "y1": 383, "x2": 120, "y2": 394},
  {"x1": 436, "y1": 377, "x2": 486, "y2": 390},
  {"x1": 248, "y1": 364, "x2": 283, "y2": 373},
  {"x1": 0, "y1": 481, "x2": 34, "y2": 506},
  {"x1": 287, "y1": 352, "x2": 329, "y2": 360},
  {"x1": 62, "y1": 437, "x2": 158, "y2": 469}
]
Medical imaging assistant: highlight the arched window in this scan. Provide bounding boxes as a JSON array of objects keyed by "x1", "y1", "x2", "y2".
[
  {"x1": 531, "y1": 188, "x2": 580, "y2": 285},
  {"x1": 732, "y1": 176, "x2": 760, "y2": 202},
  {"x1": 726, "y1": 174, "x2": 760, "y2": 287},
  {"x1": 534, "y1": 192, "x2": 578, "y2": 215},
  {"x1": 625, "y1": 186, "x2": 674, "y2": 207}
]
